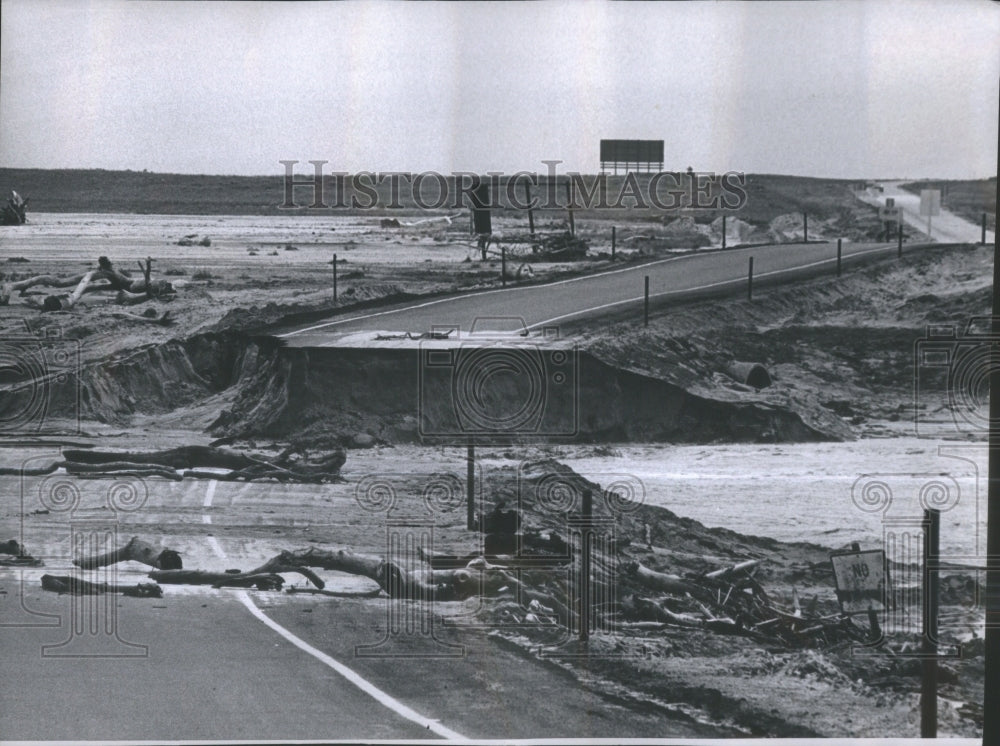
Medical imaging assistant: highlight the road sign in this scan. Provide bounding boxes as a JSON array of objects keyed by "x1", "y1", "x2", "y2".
[
  {"x1": 879, "y1": 206, "x2": 901, "y2": 221},
  {"x1": 920, "y1": 189, "x2": 941, "y2": 217},
  {"x1": 830, "y1": 548, "x2": 889, "y2": 614}
]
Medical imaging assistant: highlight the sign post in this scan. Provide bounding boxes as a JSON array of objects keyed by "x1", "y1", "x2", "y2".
[
  {"x1": 830, "y1": 544, "x2": 888, "y2": 642},
  {"x1": 919, "y1": 189, "x2": 941, "y2": 239}
]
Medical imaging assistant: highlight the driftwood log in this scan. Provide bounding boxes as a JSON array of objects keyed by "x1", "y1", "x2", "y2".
[
  {"x1": 74, "y1": 536, "x2": 182, "y2": 571},
  {"x1": 0, "y1": 256, "x2": 174, "y2": 307},
  {"x1": 41, "y1": 574, "x2": 163, "y2": 597},
  {"x1": 0, "y1": 445, "x2": 348, "y2": 484}
]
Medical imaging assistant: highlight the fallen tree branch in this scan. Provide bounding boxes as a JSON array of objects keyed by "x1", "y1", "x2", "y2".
[
  {"x1": 74, "y1": 536, "x2": 182, "y2": 571},
  {"x1": 41, "y1": 574, "x2": 163, "y2": 597}
]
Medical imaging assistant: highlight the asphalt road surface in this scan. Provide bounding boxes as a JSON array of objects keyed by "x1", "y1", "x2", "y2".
[
  {"x1": 859, "y1": 181, "x2": 995, "y2": 245},
  {"x1": 279, "y1": 239, "x2": 915, "y2": 346}
]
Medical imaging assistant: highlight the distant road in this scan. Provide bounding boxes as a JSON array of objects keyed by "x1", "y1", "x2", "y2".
[
  {"x1": 280, "y1": 239, "x2": 912, "y2": 346},
  {"x1": 859, "y1": 181, "x2": 995, "y2": 245}
]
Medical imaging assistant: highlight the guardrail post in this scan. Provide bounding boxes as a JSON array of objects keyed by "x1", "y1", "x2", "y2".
[
  {"x1": 984, "y1": 213, "x2": 988, "y2": 245},
  {"x1": 921, "y1": 508, "x2": 940, "y2": 738},
  {"x1": 836, "y1": 239, "x2": 842, "y2": 277},
  {"x1": 644, "y1": 275, "x2": 649, "y2": 326},
  {"x1": 611, "y1": 226, "x2": 616, "y2": 259},
  {"x1": 747, "y1": 256, "x2": 754, "y2": 301},
  {"x1": 332, "y1": 253, "x2": 338, "y2": 304},
  {"x1": 803, "y1": 212, "x2": 808, "y2": 242},
  {"x1": 722, "y1": 215, "x2": 727, "y2": 250},
  {"x1": 898, "y1": 224, "x2": 903, "y2": 258},
  {"x1": 501, "y1": 245, "x2": 507, "y2": 288}
]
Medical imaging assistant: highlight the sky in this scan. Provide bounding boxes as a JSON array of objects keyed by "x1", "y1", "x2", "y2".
[{"x1": 0, "y1": 0, "x2": 997, "y2": 179}]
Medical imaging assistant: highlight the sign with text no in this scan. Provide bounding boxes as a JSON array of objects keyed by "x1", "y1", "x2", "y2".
[{"x1": 830, "y1": 548, "x2": 889, "y2": 614}]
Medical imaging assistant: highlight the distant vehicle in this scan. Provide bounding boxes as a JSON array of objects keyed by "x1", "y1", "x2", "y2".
[{"x1": 1, "y1": 190, "x2": 28, "y2": 225}]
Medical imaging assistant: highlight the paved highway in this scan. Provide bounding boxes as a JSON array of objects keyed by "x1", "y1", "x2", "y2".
[
  {"x1": 279, "y1": 239, "x2": 916, "y2": 346},
  {"x1": 858, "y1": 181, "x2": 995, "y2": 245}
]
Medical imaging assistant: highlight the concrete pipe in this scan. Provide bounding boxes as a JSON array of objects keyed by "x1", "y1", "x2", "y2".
[{"x1": 726, "y1": 361, "x2": 772, "y2": 389}]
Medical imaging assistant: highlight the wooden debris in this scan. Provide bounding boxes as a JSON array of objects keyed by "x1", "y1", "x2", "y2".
[
  {"x1": 41, "y1": 574, "x2": 162, "y2": 597},
  {"x1": 74, "y1": 536, "x2": 182, "y2": 571}
]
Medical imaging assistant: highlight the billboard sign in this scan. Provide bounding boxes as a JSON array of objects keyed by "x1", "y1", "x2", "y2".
[{"x1": 600, "y1": 139, "x2": 664, "y2": 164}]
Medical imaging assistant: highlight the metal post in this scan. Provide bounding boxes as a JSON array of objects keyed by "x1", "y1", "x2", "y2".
[
  {"x1": 921, "y1": 508, "x2": 940, "y2": 738},
  {"x1": 611, "y1": 226, "x2": 616, "y2": 259},
  {"x1": 566, "y1": 181, "x2": 575, "y2": 235},
  {"x1": 748, "y1": 256, "x2": 754, "y2": 301},
  {"x1": 332, "y1": 253, "x2": 338, "y2": 304},
  {"x1": 837, "y1": 239, "x2": 842, "y2": 277},
  {"x1": 984, "y1": 212, "x2": 988, "y2": 245},
  {"x1": 983, "y1": 94, "x2": 1000, "y2": 744},
  {"x1": 525, "y1": 181, "x2": 535, "y2": 235},
  {"x1": 898, "y1": 223, "x2": 903, "y2": 258},
  {"x1": 643, "y1": 275, "x2": 649, "y2": 327},
  {"x1": 501, "y1": 245, "x2": 507, "y2": 288},
  {"x1": 579, "y1": 488, "x2": 592, "y2": 642},
  {"x1": 851, "y1": 542, "x2": 881, "y2": 640},
  {"x1": 722, "y1": 214, "x2": 727, "y2": 250},
  {"x1": 803, "y1": 212, "x2": 808, "y2": 243},
  {"x1": 466, "y1": 443, "x2": 475, "y2": 531}
]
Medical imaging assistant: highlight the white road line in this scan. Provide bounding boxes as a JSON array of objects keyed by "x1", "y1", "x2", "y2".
[
  {"x1": 199, "y1": 481, "x2": 468, "y2": 742},
  {"x1": 235, "y1": 590, "x2": 467, "y2": 741},
  {"x1": 525, "y1": 242, "x2": 897, "y2": 329}
]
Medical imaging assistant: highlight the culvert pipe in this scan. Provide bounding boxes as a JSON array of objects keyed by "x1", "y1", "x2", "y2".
[{"x1": 726, "y1": 361, "x2": 772, "y2": 389}]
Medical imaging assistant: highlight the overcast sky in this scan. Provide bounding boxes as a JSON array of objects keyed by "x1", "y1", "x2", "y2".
[{"x1": 1, "y1": 0, "x2": 997, "y2": 178}]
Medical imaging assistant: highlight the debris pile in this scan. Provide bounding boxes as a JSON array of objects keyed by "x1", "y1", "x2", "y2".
[{"x1": 0, "y1": 256, "x2": 174, "y2": 311}]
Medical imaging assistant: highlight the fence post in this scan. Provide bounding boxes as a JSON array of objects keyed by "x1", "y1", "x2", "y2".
[
  {"x1": 921, "y1": 508, "x2": 940, "y2": 738},
  {"x1": 566, "y1": 181, "x2": 575, "y2": 235},
  {"x1": 611, "y1": 226, "x2": 616, "y2": 259},
  {"x1": 644, "y1": 275, "x2": 650, "y2": 326},
  {"x1": 525, "y1": 181, "x2": 535, "y2": 235},
  {"x1": 332, "y1": 253, "x2": 338, "y2": 304},
  {"x1": 722, "y1": 214, "x2": 727, "y2": 250},
  {"x1": 501, "y1": 245, "x2": 507, "y2": 288},
  {"x1": 898, "y1": 223, "x2": 903, "y2": 258},
  {"x1": 837, "y1": 239, "x2": 842, "y2": 277},
  {"x1": 803, "y1": 212, "x2": 808, "y2": 242},
  {"x1": 748, "y1": 256, "x2": 754, "y2": 301},
  {"x1": 467, "y1": 443, "x2": 476, "y2": 531},
  {"x1": 579, "y1": 488, "x2": 592, "y2": 642},
  {"x1": 984, "y1": 213, "x2": 988, "y2": 245}
]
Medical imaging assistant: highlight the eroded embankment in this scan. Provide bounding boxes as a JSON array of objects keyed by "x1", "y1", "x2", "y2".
[
  {"x1": 32, "y1": 331, "x2": 841, "y2": 444},
  {"x1": 29, "y1": 243, "x2": 989, "y2": 443},
  {"x1": 209, "y1": 344, "x2": 842, "y2": 443}
]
